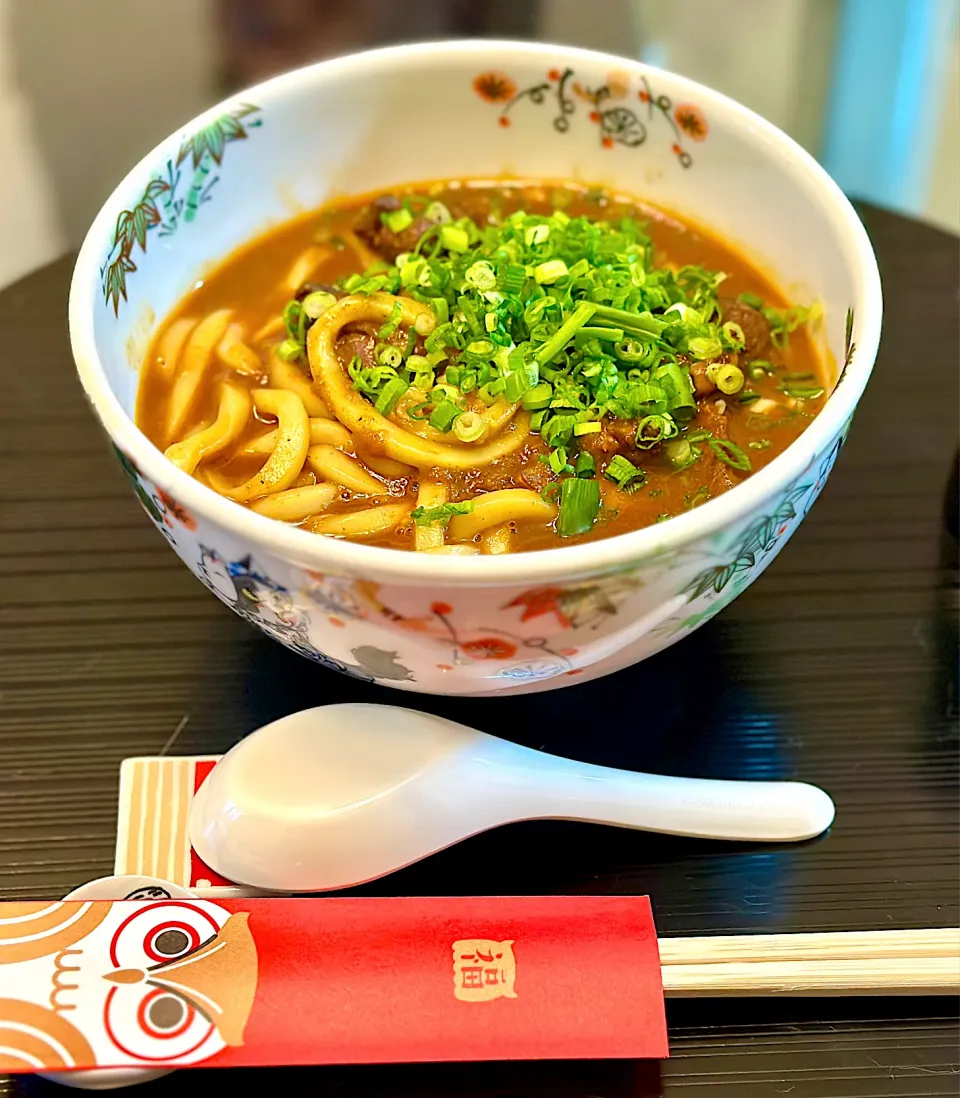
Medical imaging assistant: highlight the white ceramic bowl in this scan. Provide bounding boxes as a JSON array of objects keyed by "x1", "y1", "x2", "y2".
[{"x1": 69, "y1": 41, "x2": 881, "y2": 696}]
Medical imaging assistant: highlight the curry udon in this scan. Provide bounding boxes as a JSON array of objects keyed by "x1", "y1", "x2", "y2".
[{"x1": 137, "y1": 181, "x2": 827, "y2": 554}]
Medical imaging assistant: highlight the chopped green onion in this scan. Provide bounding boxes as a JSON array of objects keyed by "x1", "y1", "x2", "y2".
[
  {"x1": 378, "y1": 301, "x2": 403, "y2": 340},
  {"x1": 687, "y1": 335, "x2": 723, "y2": 360},
  {"x1": 429, "y1": 400, "x2": 461, "y2": 432},
  {"x1": 276, "y1": 338, "x2": 302, "y2": 362},
  {"x1": 453, "y1": 411, "x2": 484, "y2": 442},
  {"x1": 604, "y1": 454, "x2": 645, "y2": 491},
  {"x1": 411, "y1": 501, "x2": 473, "y2": 526},
  {"x1": 440, "y1": 225, "x2": 469, "y2": 252},
  {"x1": 374, "y1": 376, "x2": 408, "y2": 416},
  {"x1": 381, "y1": 207, "x2": 413, "y2": 233},
  {"x1": 499, "y1": 263, "x2": 526, "y2": 294},
  {"x1": 635, "y1": 414, "x2": 679, "y2": 449},
  {"x1": 282, "y1": 300, "x2": 302, "y2": 341},
  {"x1": 714, "y1": 364, "x2": 745, "y2": 394},
  {"x1": 534, "y1": 259, "x2": 569, "y2": 284},
  {"x1": 302, "y1": 291, "x2": 337, "y2": 319},
  {"x1": 573, "y1": 421, "x2": 602, "y2": 436},
  {"x1": 548, "y1": 447, "x2": 568, "y2": 475},
  {"x1": 664, "y1": 439, "x2": 696, "y2": 469},
  {"x1": 534, "y1": 301, "x2": 597, "y2": 366},
  {"x1": 574, "y1": 451, "x2": 596, "y2": 477},
  {"x1": 748, "y1": 439, "x2": 773, "y2": 450},
  {"x1": 522, "y1": 383, "x2": 553, "y2": 410},
  {"x1": 424, "y1": 200, "x2": 451, "y2": 224},
  {"x1": 557, "y1": 476, "x2": 601, "y2": 537},
  {"x1": 739, "y1": 390, "x2": 762, "y2": 403},
  {"x1": 414, "y1": 312, "x2": 436, "y2": 336},
  {"x1": 721, "y1": 321, "x2": 746, "y2": 350},
  {"x1": 524, "y1": 223, "x2": 550, "y2": 246},
  {"x1": 738, "y1": 291, "x2": 764, "y2": 310},
  {"x1": 575, "y1": 326, "x2": 624, "y2": 344},
  {"x1": 464, "y1": 261, "x2": 497, "y2": 291},
  {"x1": 378, "y1": 345, "x2": 403, "y2": 369},
  {"x1": 708, "y1": 438, "x2": 752, "y2": 472},
  {"x1": 784, "y1": 385, "x2": 825, "y2": 400}
]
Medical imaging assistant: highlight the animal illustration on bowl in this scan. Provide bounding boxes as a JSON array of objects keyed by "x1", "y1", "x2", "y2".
[{"x1": 197, "y1": 549, "x2": 415, "y2": 683}]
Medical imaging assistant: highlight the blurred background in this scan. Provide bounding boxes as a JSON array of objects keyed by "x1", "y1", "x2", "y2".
[{"x1": 0, "y1": 0, "x2": 956, "y2": 289}]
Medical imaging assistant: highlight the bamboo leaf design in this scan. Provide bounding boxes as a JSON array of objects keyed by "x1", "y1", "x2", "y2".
[
  {"x1": 101, "y1": 105, "x2": 261, "y2": 312},
  {"x1": 176, "y1": 103, "x2": 260, "y2": 168}
]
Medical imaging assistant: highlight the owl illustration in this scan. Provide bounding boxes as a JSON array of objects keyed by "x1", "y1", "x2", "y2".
[{"x1": 0, "y1": 898, "x2": 257, "y2": 1073}]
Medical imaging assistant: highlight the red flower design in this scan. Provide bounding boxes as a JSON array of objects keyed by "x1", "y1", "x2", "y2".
[
  {"x1": 671, "y1": 143, "x2": 683, "y2": 156},
  {"x1": 548, "y1": 68, "x2": 561, "y2": 81},
  {"x1": 431, "y1": 601, "x2": 453, "y2": 616},
  {"x1": 461, "y1": 637, "x2": 518, "y2": 661},
  {"x1": 673, "y1": 103, "x2": 708, "y2": 141},
  {"x1": 588, "y1": 110, "x2": 601, "y2": 123},
  {"x1": 156, "y1": 490, "x2": 196, "y2": 530},
  {"x1": 473, "y1": 71, "x2": 517, "y2": 104},
  {"x1": 638, "y1": 89, "x2": 651, "y2": 103},
  {"x1": 498, "y1": 116, "x2": 511, "y2": 128},
  {"x1": 601, "y1": 135, "x2": 614, "y2": 149}
]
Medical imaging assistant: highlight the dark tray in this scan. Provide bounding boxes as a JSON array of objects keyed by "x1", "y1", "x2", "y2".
[{"x1": 1, "y1": 203, "x2": 957, "y2": 1095}]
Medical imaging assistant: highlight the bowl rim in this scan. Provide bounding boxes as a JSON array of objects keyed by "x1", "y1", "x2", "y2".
[{"x1": 69, "y1": 38, "x2": 883, "y2": 586}]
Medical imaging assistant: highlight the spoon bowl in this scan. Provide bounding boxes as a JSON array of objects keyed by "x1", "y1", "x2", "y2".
[{"x1": 189, "y1": 703, "x2": 835, "y2": 892}]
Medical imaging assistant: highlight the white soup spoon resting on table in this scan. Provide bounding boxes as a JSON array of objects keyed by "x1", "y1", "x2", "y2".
[{"x1": 189, "y1": 704, "x2": 835, "y2": 893}]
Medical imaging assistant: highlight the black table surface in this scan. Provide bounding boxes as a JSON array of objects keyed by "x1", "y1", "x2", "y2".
[{"x1": 1, "y1": 203, "x2": 957, "y2": 1096}]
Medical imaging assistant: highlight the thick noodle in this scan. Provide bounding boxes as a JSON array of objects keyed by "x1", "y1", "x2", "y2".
[
  {"x1": 166, "y1": 310, "x2": 233, "y2": 441},
  {"x1": 447, "y1": 489, "x2": 556, "y2": 541},
  {"x1": 306, "y1": 293, "x2": 530, "y2": 470},
  {"x1": 269, "y1": 350, "x2": 330, "y2": 418},
  {"x1": 163, "y1": 381, "x2": 251, "y2": 475},
  {"x1": 306, "y1": 444, "x2": 385, "y2": 496},
  {"x1": 251, "y1": 483, "x2": 337, "y2": 522},
  {"x1": 310, "y1": 503, "x2": 410, "y2": 539},
  {"x1": 214, "y1": 389, "x2": 310, "y2": 502}
]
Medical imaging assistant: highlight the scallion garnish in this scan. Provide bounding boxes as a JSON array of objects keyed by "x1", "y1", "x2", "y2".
[
  {"x1": 557, "y1": 476, "x2": 601, "y2": 536},
  {"x1": 264, "y1": 193, "x2": 819, "y2": 522},
  {"x1": 604, "y1": 454, "x2": 646, "y2": 492},
  {"x1": 411, "y1": 501, "x2": 474, "y2": 526},
  {"x1": 708, "y1": 438, "x2": 752, "y2": 472}
]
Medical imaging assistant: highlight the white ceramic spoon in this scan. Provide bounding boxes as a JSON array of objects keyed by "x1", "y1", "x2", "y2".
[{"x1": 190, "y1": 704, "x2": 835, "y2": 893}]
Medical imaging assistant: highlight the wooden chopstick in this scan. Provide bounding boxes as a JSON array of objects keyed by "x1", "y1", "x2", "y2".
[{"x1": 659, "y1": 928, "x2": 960, "y2": 996}]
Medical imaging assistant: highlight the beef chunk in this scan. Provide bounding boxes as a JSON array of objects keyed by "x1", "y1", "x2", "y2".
[
  {"x1": 582, "y1": 419, "x2": 642, "y2": 460},
  {"x1": 336, "y1": 326, "x2": 377, "y2": 370},
  {"x1": 353, "y1": 196, "x2": 436, "y2": 262},
  {"x1": 696, "y1": 396, "x2": 729, "y2": 439},
  {"x1": 720, "y1": 298, "x2": 770, "y2": 358},
  {"x1": 295, "y1": 281, "x2": 348, "y2": 302},
  {"x1": 689, "y1": 358, "x2": 716, "y2": 397}
]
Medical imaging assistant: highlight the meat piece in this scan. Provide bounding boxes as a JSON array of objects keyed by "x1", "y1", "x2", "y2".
[
  {"x1": 582, "y1": 419, "x2": 642, "y2": 461},
  {"x1": 696, "y1": 397, "x2": 729, "y2": 439},
  {"x1": 520, "y1": 459, "x2": 553, "y2": 493},
  {"x1": 689, "y1": 358, "x2": 716, "y2": 397},
  {"x1": 694, "y1": 397, "x2": 740, "y2": 494},
  {"x1": 295, "y1": 281, "x2": 348, "y2": 302},
  {"x1": 720, "y1": 297, "x2": 770, "y2": 359},
  {"x1": 353, "y1": 196, "x2": 436, "y2": 262},
  {"x1": 336, "y1": 326, "x2": 377, "y2": 371}
]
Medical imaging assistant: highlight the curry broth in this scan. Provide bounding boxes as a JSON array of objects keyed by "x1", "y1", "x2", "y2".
[{"x1": 137, "y1": 181, "x2": 825, "y2": 552}]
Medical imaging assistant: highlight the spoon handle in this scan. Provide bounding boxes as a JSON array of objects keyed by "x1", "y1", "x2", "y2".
[{"x1": 492, "y1": 743, "x2": 835, "y2": 843}]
